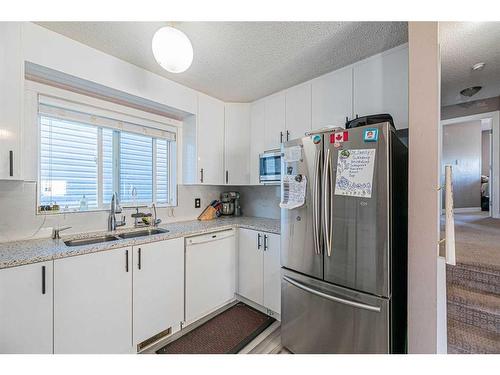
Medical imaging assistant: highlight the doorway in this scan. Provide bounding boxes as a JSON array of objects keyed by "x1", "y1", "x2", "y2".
[{"x1": 440, "y1": 111, "x2": 499, "y2": 219}]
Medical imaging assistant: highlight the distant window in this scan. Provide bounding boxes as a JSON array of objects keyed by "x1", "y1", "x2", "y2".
[{"x1": 38, "y1": 96, "x2": 176, "y2": 212}]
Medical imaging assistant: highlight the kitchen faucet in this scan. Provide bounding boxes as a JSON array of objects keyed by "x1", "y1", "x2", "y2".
[
  {"x1": 108, "y1": 192, "x2": 126, "y2": 231},
  {"x1": 152, "y1": 203, "x2": 162, "y2": 227}
]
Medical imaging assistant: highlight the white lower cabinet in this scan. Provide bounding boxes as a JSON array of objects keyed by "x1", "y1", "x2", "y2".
[
  {"x1": 237, "y1": 228, "x2": 281, "y2": 314},
  {"x1": 0, "y1": 261, "x2": 53, "y2": 353},
  {"x1": 262, "y1": 232, "x2": 281, "y2": 314},
  {"x1": 132, "y1": 238, "x2": 184, "y2": 350},
  {"x1": 54, "y1": 247, "x2": 133, "y2": 354},
  {"x1": 185, "y1": 230, "x2": 236, "y2": 323}
]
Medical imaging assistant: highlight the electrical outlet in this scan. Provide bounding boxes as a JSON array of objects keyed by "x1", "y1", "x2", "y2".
[{"x1": 195, "y1": 198, "x2": 201, "y2": 208}]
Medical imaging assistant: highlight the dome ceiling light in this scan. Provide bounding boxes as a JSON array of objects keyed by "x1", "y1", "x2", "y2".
[{"x1": 152, "y1": 26, "x2": 193, "y2": 74}]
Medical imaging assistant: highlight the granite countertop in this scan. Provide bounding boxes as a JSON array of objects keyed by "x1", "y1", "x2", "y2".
[{"x1": 0, "y1": 216, "x2": 280, "y2": 270}]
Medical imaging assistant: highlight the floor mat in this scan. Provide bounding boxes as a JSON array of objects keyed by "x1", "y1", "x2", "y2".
[{"x1": 156, "y1": 302, "x2": 275, "y2": 354}]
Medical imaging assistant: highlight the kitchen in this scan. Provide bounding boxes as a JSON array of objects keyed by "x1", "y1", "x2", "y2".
[
  {"x1": 0, "y1": 21, "x2": 409, "y2": 355},
  {"x1": 1, "y1": 11, "x2": 490, "y2": 372}
]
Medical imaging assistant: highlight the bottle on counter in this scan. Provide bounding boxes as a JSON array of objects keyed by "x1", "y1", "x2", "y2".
[{"x1": 79, "y1": 195, "x2": 88, "y2": 211}]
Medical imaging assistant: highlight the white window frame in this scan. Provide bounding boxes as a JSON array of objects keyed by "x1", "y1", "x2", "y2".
[{"x1": 26, "y1": 81, "x2": 182, "y2": 214}]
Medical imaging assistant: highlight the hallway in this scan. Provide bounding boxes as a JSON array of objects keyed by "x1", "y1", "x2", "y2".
[{"x1": 452, "y1": 211, "x2": 500, "y2": 268}]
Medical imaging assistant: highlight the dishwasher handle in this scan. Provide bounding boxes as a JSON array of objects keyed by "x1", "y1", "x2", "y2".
[{"x1": 186, "y1": 230, "x2": 234, "y2": 246}]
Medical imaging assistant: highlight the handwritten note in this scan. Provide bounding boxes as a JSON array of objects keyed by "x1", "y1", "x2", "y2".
[{"x1": 334, "y1": 149, "x2": 376, "y2": 198}]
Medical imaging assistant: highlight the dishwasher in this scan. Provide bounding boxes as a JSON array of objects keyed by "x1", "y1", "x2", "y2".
[{"x1": 185, "y1": 229, "x2": 236, "y2": 324}]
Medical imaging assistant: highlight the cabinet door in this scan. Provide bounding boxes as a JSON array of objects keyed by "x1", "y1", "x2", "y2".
[
  {"x1": 186, "y1": 231, "x2": 236, "y2": 323},
  {"x1": 237, "y1": 228, "x2": 263, "y2": 305},
  {"x1": 197, "y1": 93, "x2": 225, "y2": 184},
  {"x1": 249, "y1": 100, "x2": 266, "y2": 185},
  {"x1": 353, "y1": 46, "x2": 408, "y2": 129},
  {"x1": 54, "y1": 248, "x2": 132, "y2": 353},
  {"x1": 0, "y1": 22, "x2": 22, "y2": 180},
  {"x1": 0, "y1": 261, "x2": 53, "y2": 353},
  {"x1": 264, "y1": 92, "x2": 286, "y2": 150},
  {"x1": 311, "y1": 67, "x2": 353, "y2": 130},
  {"x1": 286, "y1": 83, "x2": 312, "y2": 141},
  {"x1": 224, "y1": 103, "x2": 250, "y2": 185},
  {"x1": 263, "y1": 233, "x2": 281, "y2": 314},
  {"x1": 133, "y1": 238, "x2": 184, "y2": 349}
]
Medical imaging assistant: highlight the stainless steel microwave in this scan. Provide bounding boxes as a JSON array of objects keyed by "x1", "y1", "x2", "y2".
[{"x1": 259, "y1": 150, "x2": 281, "y2": 183}]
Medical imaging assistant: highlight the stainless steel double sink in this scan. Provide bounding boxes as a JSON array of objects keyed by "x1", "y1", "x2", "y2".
[{"x1": 64, "y1": 228, "x2": 169, "y2": 247}]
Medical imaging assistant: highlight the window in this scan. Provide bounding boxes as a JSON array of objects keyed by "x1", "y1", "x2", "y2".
[{"x1": 38, "y1": 95, "x2": 177, "y2": 212}]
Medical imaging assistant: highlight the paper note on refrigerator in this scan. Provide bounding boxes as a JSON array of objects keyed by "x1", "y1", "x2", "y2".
[
  {"x1": 283, "y1": 146, "x2": 302, "y2": 162},
  {"x1": 280, "y1": 175, "x2": 307, "y2": 209},
  {"x1": 334, "y1": 149, "x2": 376, "y2": 198}
]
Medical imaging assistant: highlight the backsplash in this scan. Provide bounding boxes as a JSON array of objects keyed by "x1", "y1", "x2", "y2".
[
  {"x1": 0, "y1": 182, "x2": 226, "y2": 242},
  {"x1": 0, "y1": 182, "x2": 280, "y2": 243},
  {"x1": 237, "y1": 185, "x2": 281, "y2": 220}
]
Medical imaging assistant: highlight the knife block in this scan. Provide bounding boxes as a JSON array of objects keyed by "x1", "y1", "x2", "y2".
[{"x1": 197, "y1": 205, "x2": 217, "y2": 221}]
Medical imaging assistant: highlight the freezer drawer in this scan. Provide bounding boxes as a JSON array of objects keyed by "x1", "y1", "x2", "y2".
[{"x1": 281, "y1": 269, "x2": 389, "y2": 354}]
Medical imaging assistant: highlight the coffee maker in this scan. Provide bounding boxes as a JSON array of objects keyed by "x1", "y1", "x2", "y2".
[{"x1": 221, "y1": 191, "x2": 241, "y2": 216}]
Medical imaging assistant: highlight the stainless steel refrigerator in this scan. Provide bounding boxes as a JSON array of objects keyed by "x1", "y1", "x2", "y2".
[{"x1": 280, "y1": 122, "x2": 408, "y2": 354}]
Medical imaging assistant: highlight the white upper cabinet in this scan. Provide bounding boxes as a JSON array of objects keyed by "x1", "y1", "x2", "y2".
[
  {"x1": 264, "y1": 92, "x2": 286, "y2": 150},
  {"x1": 285, "y1": 83, "x2": 312, "y2": 141},
  {"x1": 0, "y1": 261, "x2": 53, "y2": 353},
  {"x1": 311, "y1": 66, "x2": 353, "y2": 130},
  {"x1": 224, "y1": 103, "x2": 250, "y2": 185},
  {"x1": 353, "y1": 46, "x2": 408, "y2": 129},
  {"x1": 197, "y1": 93, "x2": 225, "y2": 184},
  {"x1": 249, "y1": 100, "x2": 266, "y2": 185},
  {"x1": 0, "y1": 23, "x2": 23, "y2": 180}
]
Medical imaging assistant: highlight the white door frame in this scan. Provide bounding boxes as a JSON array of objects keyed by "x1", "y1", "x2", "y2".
[{"x1": 440, "y1": 110, "x2": 500, "y2": 219}]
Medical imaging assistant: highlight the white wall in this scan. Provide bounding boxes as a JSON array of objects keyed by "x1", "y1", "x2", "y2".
[
  {"x1": 408, "y1": 21, "x2": 441, "y2": 354},
  {"x1": 442, "y1": 121, "x2": 482, "y2": 208},
  {"x1": 22, "y1": 23, "x2": 198, "y2": 116},
  {"x1": 482, "y1": 130, "x2": 491, "y2": 176}
]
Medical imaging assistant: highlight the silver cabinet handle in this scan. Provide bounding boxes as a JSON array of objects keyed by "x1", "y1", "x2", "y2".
[
  {"x1": 312, "y1": 146, "x2": 322, "y2": 255},
  {"x1": 286, "y1": 130, "x2": 290, "y2": 142},
  {"x1": 280, "y1": 131, "x2": 283, "y2": 143},
  {"x1": 263, "y1": 234, "x2": 268, "y2": 251},
  {"x1": 257, "y1": 233, "x2": 262, "y2": 249},
  {"x1": 283, "y1": 276, "x2": 381, "y2": 313},
  {"x1": 226, "y1": 170, "x2": 229, "y2": 184},
  {"x1": 138, "y1": 248, "x2": 142, "y2": 270},
  {"x1": 322, "y1": 148, "x2": 332, "y2": 256},
  {"x1": 200, "y1": 168, "x2": 204, "y2": 183},
  {"x1": 9, "y1": 150, "x2": 13, "y2": 177}
]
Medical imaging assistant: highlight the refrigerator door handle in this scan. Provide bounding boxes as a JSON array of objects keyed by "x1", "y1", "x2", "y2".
[
  {"x1": 312, "y1": 147, "x2": 322, "y2": 255},
  {"x1": 322, "y1": 148, "x2": 332, "y2": 256},
  {"x1": 328, "y1": 149, "x2": 334, "y2": 257},
  {"x1": 283, "y1": 276, "x2": 381, "y2": 313}
]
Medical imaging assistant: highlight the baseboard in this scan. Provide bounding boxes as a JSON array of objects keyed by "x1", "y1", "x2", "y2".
[
  {"x1": 441, "y1": 207, "x2": 482, "y2": 214},
  {"x1": 235, "y1": 294, "x2": 281, "y2": 321}
]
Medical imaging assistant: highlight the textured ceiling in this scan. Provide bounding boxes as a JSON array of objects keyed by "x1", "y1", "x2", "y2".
[
  {"x1": 440, "y1": 22, "x2": 500, "y2": 107},
  {"x1": 36, "y1": 22, "x2": 407, "y2": 102}
]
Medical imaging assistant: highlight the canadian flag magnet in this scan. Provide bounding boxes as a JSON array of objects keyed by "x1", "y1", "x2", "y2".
[{"x1": 330, "y1": 131, "x2": 349, "y2": 143}]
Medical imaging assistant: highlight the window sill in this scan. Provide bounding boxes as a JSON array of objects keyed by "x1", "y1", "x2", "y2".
[{"x1": 36, "y1": 203, "x2": 177, "y2": 216}]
